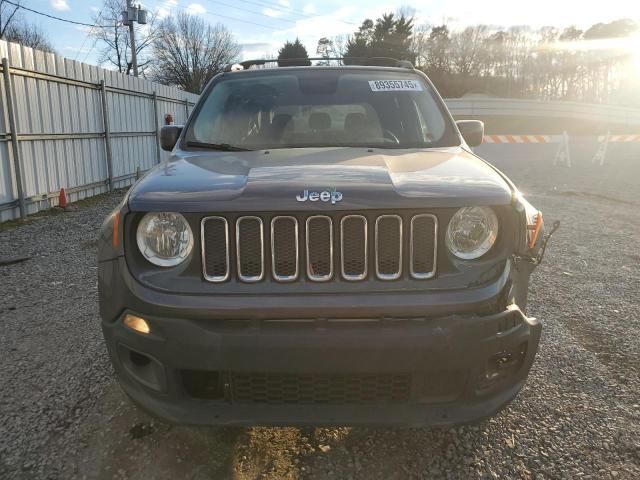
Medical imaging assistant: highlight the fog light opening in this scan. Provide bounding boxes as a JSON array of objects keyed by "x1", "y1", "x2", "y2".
[
  {"x1": 129, "y1": 350, "x2": 151, "y2": 367},
  {"x1": 123, "y1": 314, "x2": 151, "y2": 335}
]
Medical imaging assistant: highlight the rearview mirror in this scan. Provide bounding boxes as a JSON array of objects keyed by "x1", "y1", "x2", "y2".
[
  {"x1": 456, "y1": 120, "x2": 484, "y2": 147},
  {"x1": 160, "y1": 125, "x2": 183, "y2": 151}
]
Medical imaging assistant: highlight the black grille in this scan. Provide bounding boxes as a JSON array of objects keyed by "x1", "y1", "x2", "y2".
[
  {"x1": 271, "y1": 216, "x2": 298, "y2": 280},
  {"x1": 306, "y1": 216, "x2": 333, "y2": 280},
  {"x1": 376, "y1": 216, "x2": 402, "y2": 279},
  {"x1": 231, "y1": 372, "x2": 411, "y2": 404},
  {"x1": 202, "y1": 217, "x2": 229, "y2": 281},
  {"x1": 201, "y1": 212, "x2": 437, "y2": 283},
  {"x1": 411, "y1": 215, "x2": 437, "y2": 278},
  {"x1": 341, "y1": 215, "x2": 367, "y2": 279},
  {"x1": 236, "y1": 217, "x2": 263, "y2": 281}
]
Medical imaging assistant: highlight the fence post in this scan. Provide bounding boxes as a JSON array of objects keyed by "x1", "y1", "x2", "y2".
[
  {"x1": 152, "y1": 91, "x2": 160, "y2": 164},
  {"x1": 99, "y1": 80, "x2": 114, "y2": 192},
  {"x1": 184, "y1": 98, "x2": 189, "y2": 121},
  {"x1": 2, "y1": 57, "x2": 26, "y2": 219}
]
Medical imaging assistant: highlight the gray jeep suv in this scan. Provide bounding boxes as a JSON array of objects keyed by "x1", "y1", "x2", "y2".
[{"x1": 97, "y1": 61, "x2": 547, "y2": 426}]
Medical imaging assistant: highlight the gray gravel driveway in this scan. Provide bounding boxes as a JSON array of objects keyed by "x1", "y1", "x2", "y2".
[{"x1": 0, "y1": 146, "x2": 639, "y2": 479}]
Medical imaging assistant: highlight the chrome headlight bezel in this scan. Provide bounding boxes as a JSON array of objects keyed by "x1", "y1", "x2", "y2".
[
  {"x1": 446, "y1": 206, "x2": 499, "y2": 260},
  {"x1": 136, "y1": 212, "x2": 194, "y2": 267}
]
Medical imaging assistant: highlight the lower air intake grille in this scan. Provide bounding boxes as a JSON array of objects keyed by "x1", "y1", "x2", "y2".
[{"x1": 231, "y1": 372, "x2": 411, "y2": 404}]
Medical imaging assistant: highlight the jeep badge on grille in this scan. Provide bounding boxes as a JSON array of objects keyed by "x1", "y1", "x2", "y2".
[{"x1": 296, "y1": 189, "x2": 343, "y2": 204}]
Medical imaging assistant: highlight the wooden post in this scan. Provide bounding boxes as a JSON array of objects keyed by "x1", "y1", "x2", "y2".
[
  {"x1": 99, "y1": 80, "x2": 114, "y2": 192},
  {"x1": 2, "y1": 57, "x2": 26, "y2": 219}
]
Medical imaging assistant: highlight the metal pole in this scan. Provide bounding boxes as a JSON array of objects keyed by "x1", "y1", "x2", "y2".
[
  {"x1": 99, "y1": 80, "x2": 114, "y2": 192},
  {"x1": 152, "y1": 91, "x2": 160, "y2": 164},
  {"x1": 2, "y1": 58, "x2": 26, "y2": 219},
  {"x1": 184, "y1": 98, "x2": 189, "y2": 121},
  {"x1": 127, "y1": 0, "x2": 139, "y2": 77}
]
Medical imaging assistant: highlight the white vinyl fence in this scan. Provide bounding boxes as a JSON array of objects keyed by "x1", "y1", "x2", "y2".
[{"x1": 0, "y1": 39, "x2": 199, "y2": 222}]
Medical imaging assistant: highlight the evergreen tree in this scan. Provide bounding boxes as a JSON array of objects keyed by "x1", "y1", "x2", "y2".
[
  {"x1": 277, "y1": 39, "x2": 311, "y2": 67},
  {"x1": 344, "y1": 13, "x2": 415, "y2": 65}
]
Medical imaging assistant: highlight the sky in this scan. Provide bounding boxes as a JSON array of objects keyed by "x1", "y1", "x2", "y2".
[{"x1": 12, "y1": 0, "x2": 640, "y2": 66}]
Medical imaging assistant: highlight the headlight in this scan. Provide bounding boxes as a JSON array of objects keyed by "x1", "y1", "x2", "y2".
[
  {"x1": 136, "y1": 212, "x2": 193, "y2": 267},
  {"x1": 446, "y1": 207, "x2": 498, "y2": 260}
]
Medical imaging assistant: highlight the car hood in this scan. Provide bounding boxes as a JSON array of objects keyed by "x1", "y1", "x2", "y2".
[{"x1": 128, "y1": 147, "x2": 514, "y2": 212}]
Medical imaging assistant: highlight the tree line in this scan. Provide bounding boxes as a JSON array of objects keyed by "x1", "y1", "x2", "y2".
[
  {"x1": 1, "y1": 0, "x2": 638, "y2": 104},
  {"x1": 315, "y1": 14, "x2": 639, "y2": 105}
]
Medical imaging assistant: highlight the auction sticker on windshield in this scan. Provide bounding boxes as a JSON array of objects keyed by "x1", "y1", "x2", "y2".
[{"x1": 369, "y1": 80, "x2": 423, "y2": 92}]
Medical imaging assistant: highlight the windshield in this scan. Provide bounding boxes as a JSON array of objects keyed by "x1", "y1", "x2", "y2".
[{"x1": 185, "y1": 69, "x2": 459, "y2": 150}]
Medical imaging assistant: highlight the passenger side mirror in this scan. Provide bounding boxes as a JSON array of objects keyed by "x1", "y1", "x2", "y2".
[
  {"x1": 456, "y1": 120, "x2": 484, "y2": 147},
  {"x1": 160, "y1": 125, "x2": 183, "y2": 151}
]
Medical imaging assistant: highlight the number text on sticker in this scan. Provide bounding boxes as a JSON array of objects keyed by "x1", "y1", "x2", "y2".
[{"x1": 368, "y1": 80, "x2": 423, "y2": 92}]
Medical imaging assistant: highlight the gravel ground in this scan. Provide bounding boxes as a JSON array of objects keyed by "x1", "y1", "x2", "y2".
[{"x1": 1, "y1": 148, "x2": 639, "y2": 479}]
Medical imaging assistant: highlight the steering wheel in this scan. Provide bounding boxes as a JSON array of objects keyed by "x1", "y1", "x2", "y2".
[{"x1": 382, "y1": 129, "x2": 400, "y2": 144}]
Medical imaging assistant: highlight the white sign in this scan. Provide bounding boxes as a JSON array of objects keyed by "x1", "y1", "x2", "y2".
[{"x1": 368, "y1": 80, "x2": 423, "y2": 92}]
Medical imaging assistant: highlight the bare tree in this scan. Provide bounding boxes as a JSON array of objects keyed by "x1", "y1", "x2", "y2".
[
  {"x1": 89, "y1": 0, "x2": 156, "y2": 75},
  {"x1": 450, "y1": 25, "x2": 488, "y2": 77},
  {"x1": 0, "y1": 0, "x2": 54, "y2": 51},
  {"x1": 3, "y1": 21, "x2": 54, "y2": 52},
  {"x1": 0, "y1": 0, "x2": 20, "y2": 38},
  {"x1": 151, "y1": 13, "x2": 240, "y2": 93}
]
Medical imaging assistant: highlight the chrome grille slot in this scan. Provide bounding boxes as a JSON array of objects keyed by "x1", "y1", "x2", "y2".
[
  {"x1": 271, "y1": 216, "x2": 299, "y2": 281},
  {"x1": 306, "y1": 216, "x2": 333, "y2": 281},
  {"x1": 410, "y1": 214, "x2": 438, "y2": 279},
  {"x1": 340, "y1": 215, "x2": 368, "y2": 281},
  {"x1": 375, "y1": 215, "x2": 402, "y2": 280},
  {"x1": 236, "y1": 216, "x2": 264, "y2": 282},
  {"x1": 201, "y1": 217, "x2": 229, "y2": 282}
]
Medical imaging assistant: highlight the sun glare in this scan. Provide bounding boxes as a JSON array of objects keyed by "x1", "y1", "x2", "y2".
[{"x1": 632, "y1": 35, "x2": 640, "y2": 74}]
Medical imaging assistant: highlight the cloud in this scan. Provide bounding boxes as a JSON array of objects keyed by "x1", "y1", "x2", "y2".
[
  {"x1": 274, "y1": 6, "x2": 357, "y2": 40},
  {"x1": 302, "y1": 3, "x2": 316, "y2": 14},
  {"x1": 51, "y1": 0, "x2": 70, "y2": 11},
  {"x1": 240, "y1": 42, "x2": 274, "y2": 49},
  {"x1": 262, "y1": 8, "x2": 282, "y2": 18},
  {"x1": 278, "y1": 0, "x2": 290, "y2": 6},
  {"x1": 186, "y1": 3, "x2": 206, "y2": 15},
  {"x1": 156, "y1": 0, "x2": 177, "y2": 19}
]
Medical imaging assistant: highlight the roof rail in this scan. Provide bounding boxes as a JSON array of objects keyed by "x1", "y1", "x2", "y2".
[{"x1": 223, "y1": 57, "x2": 414, "y2": 72}]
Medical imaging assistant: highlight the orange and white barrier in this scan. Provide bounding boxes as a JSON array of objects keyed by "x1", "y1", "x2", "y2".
[
  {"x1": 597, "y1": 134, "x2": 640, "y2": 142},
  {"x1": 483, "y1": 135, "x2": 554, "y2": 144}
]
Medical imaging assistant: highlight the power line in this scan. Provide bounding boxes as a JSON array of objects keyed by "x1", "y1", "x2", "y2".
[
  {"x1": 236, "y1": 0, "x2": 358, "y2": 26},
  {"x1": 2, "y1": 0, "x2": 110, "y2": 28},
  {"x1": 145, "y1": 0, "x2": 277, "y2": 30},
  {"x1": 76, "y1": 6, "x2": 107, "y2": 61},
  {"x1": 203, "y1": 0, "x2": 295, "y2": 25}
]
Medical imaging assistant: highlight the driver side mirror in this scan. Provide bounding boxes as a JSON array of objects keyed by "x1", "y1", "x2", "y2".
[
  {"x1": 160, "y1": 125, "x2": 183, "y2": 151},
  {"x1": 456, "y1": 120, "x2": 484, "y2": 147}
]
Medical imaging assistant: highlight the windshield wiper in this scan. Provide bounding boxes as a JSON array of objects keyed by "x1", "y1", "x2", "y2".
[{"x1": 186, "y1": 141, "x2": 253, "y2": 151}]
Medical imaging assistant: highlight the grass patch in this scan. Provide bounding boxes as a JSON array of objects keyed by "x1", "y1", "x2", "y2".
[{"x1": 0, "y1": 188, "x2": 128, "y2": 232}]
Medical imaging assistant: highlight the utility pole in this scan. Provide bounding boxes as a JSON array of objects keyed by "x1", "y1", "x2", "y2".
[{"x1": 122, "y1": 2, "x2": 147, "y2": 77}]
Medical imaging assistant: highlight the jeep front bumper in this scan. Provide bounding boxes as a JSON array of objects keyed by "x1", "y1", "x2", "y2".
[{"x1": 99, "y1": 258, "x2": 541, "y2": 427}]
